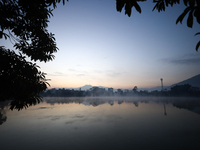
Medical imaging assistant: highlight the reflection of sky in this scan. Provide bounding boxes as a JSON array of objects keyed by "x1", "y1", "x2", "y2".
[
  {"x1": 1, "y1": 97, "x2": 200, "y2": 150},
  {"x1": 2, "y1": 0, "x2": 200, "y2": 89}
]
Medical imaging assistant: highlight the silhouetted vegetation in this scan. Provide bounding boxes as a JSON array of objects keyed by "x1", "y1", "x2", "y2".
[
  {"x1": 1, "y1": 0, "x2": 200, "y2": 110},
  {"x1": 0, "y1": 0, "x2": 65, "y2": 108},
  {"x1": 116, "y1": 0, "x2": 200, "y2": 51},
  {"x1": 0, "y1": 47, "x2": 49, "y2": 110},
  {"x1": 41, "y1": 84, "x2": 200, "y2": 97}
]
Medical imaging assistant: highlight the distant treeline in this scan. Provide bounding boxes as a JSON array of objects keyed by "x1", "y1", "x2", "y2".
[{"x1": 40, "y1": 84, "x2": 200, "y2": 97}]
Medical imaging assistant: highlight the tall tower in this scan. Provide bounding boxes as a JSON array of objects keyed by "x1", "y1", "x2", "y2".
[{"x1": 160, "y1": 78, "x2": 163, "y2": 91}]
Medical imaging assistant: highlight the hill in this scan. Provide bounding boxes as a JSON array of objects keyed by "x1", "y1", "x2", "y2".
[
  {"x1": 129, "y1": 74, "x2": 200, "y2": 92},
  {"x1": 169, "y1": 74, "x2": 200, "y2": 88},
  {"x1": 48, "y1": 74, "x2": 200, "y2": 92}
]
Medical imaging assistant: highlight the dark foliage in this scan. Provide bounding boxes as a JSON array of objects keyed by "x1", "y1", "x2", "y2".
[
  {"x1": 0, "y1": 0, "x2": 68, "y2": 110},
  {"x1": 41, "y1": 84, "x2": 200, "y2": 97},
  {"x1": 116, "y1": 0, "x2": 146, "y2": 16},
  {"x1": 170, "y1": 84, "x2": 200, "y2": 96},
  {"x1": 0, "y1": 0, "x2": 64, "y2": 61},
  {"x1": 0, "y1": 46, "x2": 50, "y2": 110},
  {"x1": 116, "y1": 0, "x2": 200, "y2": 51},
  {"x1": 1, "y1": 0, "x2": 199, "y2": 110}
]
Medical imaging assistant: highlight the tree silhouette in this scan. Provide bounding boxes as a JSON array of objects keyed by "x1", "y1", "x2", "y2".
[
  {"x1": 0, "y1": 46, "x2": 50, "y2": 110},
  {"x1": 133, "y1": 86, "x2": 138, "y2": 93},
  {"x1": 170, "y1": 84, "x2": 192, "y2": 96},
  {"x1": 1, "y1": 0, "x2": 199, "y2": 110},
  {"x1": 0, "y1": 0, "x2": 67, "y2": 110},
  {"x1": 116, "y1": 0, "x2": 200, "y2": 51}
]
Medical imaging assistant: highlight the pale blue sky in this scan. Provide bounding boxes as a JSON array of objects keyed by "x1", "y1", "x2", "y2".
[{"x1": 3, "y1": 0, "x2": 200, "y2": 89}]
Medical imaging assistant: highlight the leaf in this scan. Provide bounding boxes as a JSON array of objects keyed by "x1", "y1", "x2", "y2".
[
  {"x1": 176, "y1": 7, "x2": 191, "y2": 24},
  {"x1": 187, "y1": 9, "x2": 194, "y2": 28},
  {"x1": 195, "y1": 32, "x2": 200, "y2": 36},
  {"x1": 116, "y1": 0, "x2": 125, "y2": 12},
  {"x1": 152, "y1": 2, "x2": 159, "y2": 11},
  {"x1": 194, "y1": 9, "x2": 200, "y2": 24},
  {"x1": 152, "y1": 0, "x2": 166, "y2": 12},
  {"x1": 183, "y1": 0, "x2": 188, "y2": 6},
  {"x1": 133, "y1": 1, "x2": 142, "y2": 13},
  {"x1": 162, "y1": 2, "x2": 165, "y2": 11},
  {"x1": 195, "y1": 41, "x2": 200, "y2": 51},
  {"x1": 0, "y1": 31, "x2": 10, "y2": 40},
  {"x1": 62, "y1": 0, "x2": 65, "y2": 5},
  {"x1": 125, "y1": 3, "x2": 132, "y2": 17},
  {"x1": 189, "y1": 0, "x2": 195, "y2": 7}
]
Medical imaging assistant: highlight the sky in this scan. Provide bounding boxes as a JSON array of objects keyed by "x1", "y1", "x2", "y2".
[{"x1": 3, "y1": 0, "x2": 200, "y2": 89}]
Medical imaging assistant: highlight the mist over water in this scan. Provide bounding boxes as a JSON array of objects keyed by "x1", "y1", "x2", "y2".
[{"x1": 0, "y1": 97, "x2": 200, "y2": 150}]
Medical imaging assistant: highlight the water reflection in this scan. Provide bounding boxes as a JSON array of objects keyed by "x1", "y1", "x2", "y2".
[
  {"x1": 43, "y1": 97, "x2": 200, "y2": 115},
  {"x1": 0, "y1": 101, "x2": 10, "y2": 125},
  {"x1": 0, "y1": 97, "x2": 200, "y2": 150},
  {"x1": 163, "y1": 102, "x2": 167, "y2": 116},
  {"x1": 0, "y1": 109, "x2": 7, "y2": 125}
]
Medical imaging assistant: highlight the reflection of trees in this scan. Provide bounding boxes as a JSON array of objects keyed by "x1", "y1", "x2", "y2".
[
  {"x1": 3, "y1": 97, "x2": 200, "y2": 118},
  {"x1": 44, "y1": 97, "x2": 143, "y2": 108},
  {"x1": 0, "y1": 110, "x2": 7, "y2": 125},
  {"x1": 108, "y1": 101, "x2": 114, "y2": 106},
  {"x1": 29, "y1": 97, "x2": 200, "y2": 116},
  {"x1": 172, "y1": 98, "x2": 200, "y2": 112},
  {"x1": 0, "y1": 101, "x2": 10, "y2": 125},
  {"x1": 118, "y1": 100, "x2": 124, "y2": 105},
  {"x1": 44, "y1": 97, "x2": 84, "y2": 105},
  {"x1": 42, "y1": 97, "x2": 198, "y2": 116},
  {"x1": 133, "y1": 101, "x2": 139, "y2": 107},
  {"x1": 159, "y1": 97, "x2": 200, "y2": 115}
]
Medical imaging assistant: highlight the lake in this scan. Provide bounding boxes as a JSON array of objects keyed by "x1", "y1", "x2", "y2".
[{"x1": 0, "y1": 97, "x2": 200, "y2": 150}]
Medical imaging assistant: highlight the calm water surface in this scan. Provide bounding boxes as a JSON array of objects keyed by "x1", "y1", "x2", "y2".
[{"x1": 0, "y1": 97, "x2": 200, "y2": 150}]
